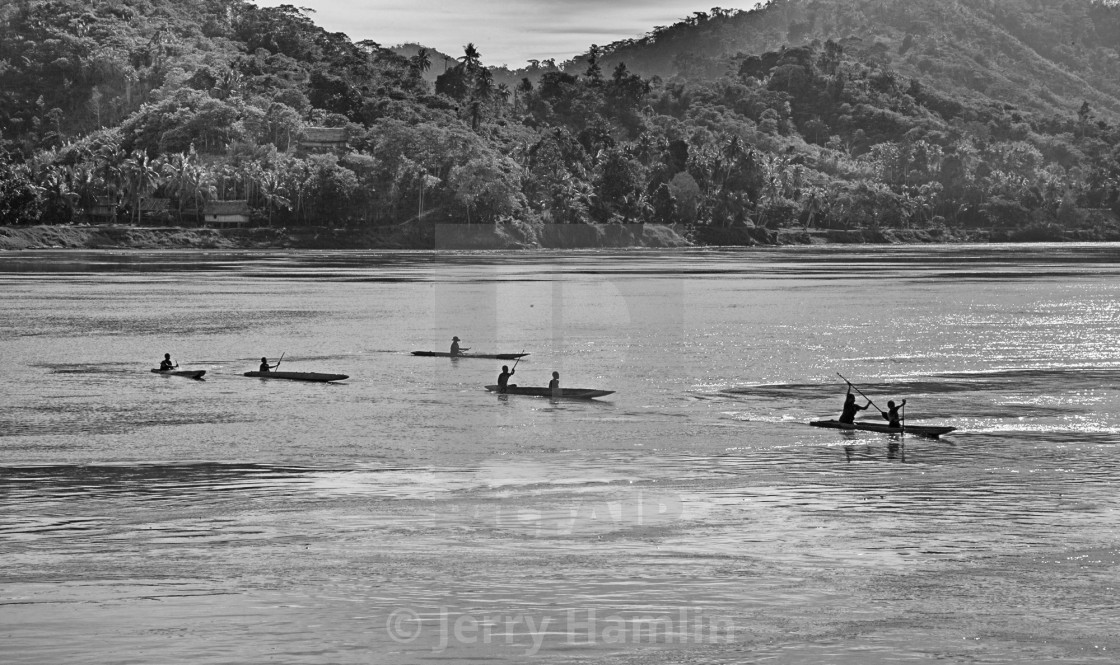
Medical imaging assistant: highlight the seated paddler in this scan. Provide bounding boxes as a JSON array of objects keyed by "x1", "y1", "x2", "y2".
[
  {"x1": 497, "y1": 365, "x2": 515, "y2": 393},
  {"x1": 880, "y1": 399, "x2": 907, "y2": 428}
]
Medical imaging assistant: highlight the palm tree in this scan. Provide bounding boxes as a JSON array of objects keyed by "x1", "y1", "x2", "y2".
[
  {"x1": 122, "y1": 150, "x2": 161, "y2": 225},
  {"x1": 241, "y1": 162, "x2": 263, "y2": 208},
  {"x1": 468, "y1": 99, "x2": 484, "y2": 132},
  {"x1": 39, "y1": 164, "x2": 79, "y2": 223},
  {"x1": 216, "y1": 164, "x2": 241, "y2": 200},
  {"x1": 716, "y1": 136, "x2": 743, "y2": 192},
  {"x1": 213, "y1": 67, "x2": 244, "y2": 100},
  {"x1": 258, "y1": 170, "x2": 290, "y2": 227},
  {"x1": 411, "y1": 48, "x2": 431, "y2": 75},
  {"x1": 161, "y1": 152, "x2": 192, "y2": 223},
  {"x1": 94, "y1": 145, "x2": 126, "y2": 222},
  {"x1": 471, "y1": 69, "x2": 494, "y2": 130},
  {"x1": 69, "y1": 163, "x2": 99, "y2": 221},
  {"x1": 189, "y1": 163, "x2": 217, "y2": 225},
  {"x1": 515, "y1": 78, "x2": 533, "y2": 113},
  {"x1": 459, "y1": 43, "x2": 482, "y2": 72}
]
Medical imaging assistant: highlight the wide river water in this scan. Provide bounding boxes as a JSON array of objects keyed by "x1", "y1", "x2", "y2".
[{"x1": 2, "y1": 245, "x2": 1119, "y2": 664}]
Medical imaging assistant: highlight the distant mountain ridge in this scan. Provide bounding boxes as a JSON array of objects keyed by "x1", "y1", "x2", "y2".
[
  {"x1": 481, "y1": 0, "x2": 1120, "y2": 122},
  {"x1": 389, "y1": 43, "x2": 457, "y2": 84}
]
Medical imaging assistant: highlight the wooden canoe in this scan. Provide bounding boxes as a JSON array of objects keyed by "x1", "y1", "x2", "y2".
[
  {"x1": 485, "y1": 384, "x2": 613, "y2": 399},
  {"x1": 413, "y1": 351, "x2": 529, "y2": 360},
  {"x1": 243, "y1": 371, "x2": 348, "y2": 382},
  {"x1": 810, "y1": 419, "x2": 956, "y2": 438},
  {"x1": 151, "y1": 368, "x2": 206, "y2": 379}
]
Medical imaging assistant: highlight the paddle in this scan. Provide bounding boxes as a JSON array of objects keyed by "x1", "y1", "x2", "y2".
[
  {"x1": 274, "y1": 352, "x2": 285, "y2": 371},
  {"x1": 506, "y1": 350, "x2": 524, "y2": 388},
  {"x1": 837, "y1": 372, "x2": 881, "y2": 412}
]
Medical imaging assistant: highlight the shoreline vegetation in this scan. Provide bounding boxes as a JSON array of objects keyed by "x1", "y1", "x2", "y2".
[
  {"x1": 4, "y1": 216, "x2": 1120, "y2": 252},
  {"x1": 2, "y1": 1, "x2": 1118, "y2": 247}
]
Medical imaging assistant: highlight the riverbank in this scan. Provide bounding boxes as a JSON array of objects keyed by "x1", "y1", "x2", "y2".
[
  {"x1": 3, "y1": 217, "x2": 1119, "y2": 251},
  {"x1": 0, "y1": 225, "x2": 289, "y2": 250},
  {"x1": 0, "y1": 223, "x2": 695, "y2": 251}
]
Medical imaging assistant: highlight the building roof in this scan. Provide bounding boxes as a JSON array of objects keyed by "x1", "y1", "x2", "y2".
[
  {"x1": 204, "y1": 200, "x2": 251, "y2": 215},
  {"x1": 302, "y1": 127, "x2": 348, "y2": 143}
]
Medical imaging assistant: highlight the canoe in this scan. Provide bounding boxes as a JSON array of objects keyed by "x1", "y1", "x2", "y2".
[
  {"x1": 485, "y1": 385, "x2": 614, "y2": 399},
  {"x1": 243, "y1": 371, "x2": 348, "y2": 382},
  {"x1": 151, "y1": 368, "x2": 206, "y2": 379},
  {"x1": 413, "y1": 351, "x2": 529, "y2": 360},
  {"x1": 810, "y1": 419, "x2": 956, "y2": 438}
]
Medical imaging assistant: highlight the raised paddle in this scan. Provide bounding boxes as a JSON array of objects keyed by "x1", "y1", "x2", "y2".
[
  {"x1": 837, "y1": 372, "x2": 882, "y2": 412},
  {"x1": 274, "y1": 352, "x2": 285, "y2": 371},
  {"x1": 511, "y1": 350, "x2": 526, "y2": 386}
]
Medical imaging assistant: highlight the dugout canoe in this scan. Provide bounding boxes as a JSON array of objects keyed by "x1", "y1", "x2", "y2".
[
  {"x1": 485, "y1": 384, "x2": 614, "y2": 399},
  {"x1": 810, "y1": 419, "x2": 956, "y2": 438},
  {"x1": 151, "y1": 368, "x2": 206, "y2": 379},
  {"x1": 413, "y1": 351, "x2": 529, "y2": 360},
  {"x1": 243, "y1": 371, "x2": 349, "y2": 382}
]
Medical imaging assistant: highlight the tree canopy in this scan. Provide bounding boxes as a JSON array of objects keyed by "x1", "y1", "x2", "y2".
[{"x1": 1, "y1": 0, "x2": 1117, "y2": 238}]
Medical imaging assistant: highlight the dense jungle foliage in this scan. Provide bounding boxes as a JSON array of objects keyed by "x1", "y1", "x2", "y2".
[{"x1": 1, "y1": 0, "x2": 1119, "y2": 238}]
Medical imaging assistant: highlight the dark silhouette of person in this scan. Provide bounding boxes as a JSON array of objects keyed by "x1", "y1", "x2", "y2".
[
  {"x1": 881, "y1": 399, "x2": 907, "y2": 428},
  {"x1": 839, "y1": 391, "x2": 870, "y2": 424},
  {"x1": 159, "y1": 353, "x2": 176, "y2": 371},
  {"x1": 497, "y1": 365, "x2": 515, "y2": 393}
]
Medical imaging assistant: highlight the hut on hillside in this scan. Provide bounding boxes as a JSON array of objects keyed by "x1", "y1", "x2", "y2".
[
  {"x1": 87, "y1": 196, "x2": 119, "y2": 224},
  {"x1": 203, "y1": 200, "x2": 251, "y2": 228},
  {"x1": 299, "y1": 127, "x2": 348, "y2": 153},
  {"x1": 138, "y1": 197, "x2": 171, "y2": 225}
]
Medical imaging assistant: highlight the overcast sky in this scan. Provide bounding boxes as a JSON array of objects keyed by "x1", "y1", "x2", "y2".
[{"x1": 252, "y1": 1, "x2": 755, "y2": 68}]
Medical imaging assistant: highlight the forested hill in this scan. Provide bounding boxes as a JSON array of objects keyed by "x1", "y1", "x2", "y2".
[
  {"x1": 497, "y1": 0, "x2": 1120, "y2": 123},
  {"x1": 1, "y1": 0, "x2": 1118, "y2": 244}
]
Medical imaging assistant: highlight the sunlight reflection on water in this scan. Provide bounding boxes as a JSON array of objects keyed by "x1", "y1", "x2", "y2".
[{"x1": 3, "y1": 246, "x2": 1120, "y2": 663}]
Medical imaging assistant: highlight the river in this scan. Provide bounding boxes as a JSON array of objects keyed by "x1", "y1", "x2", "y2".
[{"x1": 2, "y1": 244, "x2": 1119, "y2": 664}]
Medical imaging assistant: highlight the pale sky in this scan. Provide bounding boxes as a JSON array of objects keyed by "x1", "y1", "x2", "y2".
[{"x1": 252, "y1": 1, "x2": 754, "y2": 68}]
